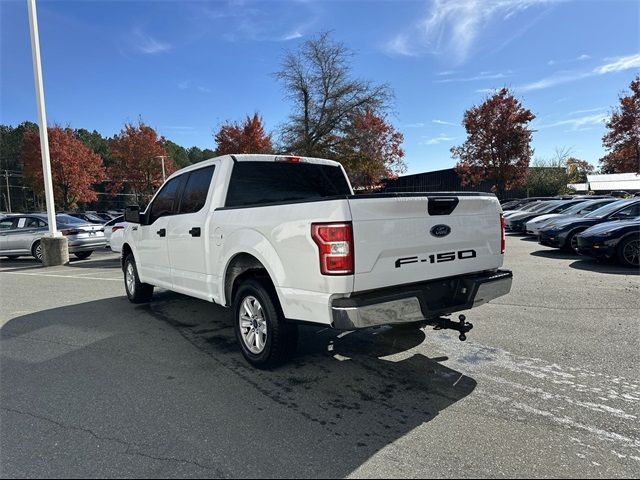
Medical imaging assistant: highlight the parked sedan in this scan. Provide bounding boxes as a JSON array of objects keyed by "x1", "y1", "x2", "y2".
[
  {"x1": 0, "y1": 213, "x2": 106, "y2": 261},
  {"x1": 505, "y1": 200, "x2": 587, "y2": 233},
  {"x1": 576, "y1": 219, "x2": 639, "y2": 267},
  {"x1": 539, "y1": 199, "x2": 640, "y2": 252},
  {"x1": 525, "y1": 198, "x2": 618, "y2": 235}
]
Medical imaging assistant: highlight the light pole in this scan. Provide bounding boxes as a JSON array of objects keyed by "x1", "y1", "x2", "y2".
[
  {"x1": 27, "y1": 0, "x2": 68, "y2": 265},
  {"x1": 3, "y1": 170, "x2": 11, "y2": 213},
  {"x1": 155, "y1": 155, "x2": 168, "y2": 182}
]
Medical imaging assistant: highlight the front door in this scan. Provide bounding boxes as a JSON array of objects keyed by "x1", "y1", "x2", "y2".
[{"x1": 136, "y1": 175, "x2": 185, "y2": 288}]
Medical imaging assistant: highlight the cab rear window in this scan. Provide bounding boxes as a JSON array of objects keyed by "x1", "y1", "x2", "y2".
[{"x1": 225, "y1": 161, "x2": 351, "y2": 208}]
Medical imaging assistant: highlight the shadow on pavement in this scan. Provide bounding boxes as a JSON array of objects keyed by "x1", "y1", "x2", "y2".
[
  {"x1": 569, "y1": 258, "x2": 639, "y2": 276},
  {"x1": 0, "y1": 291, "x2": 476, "y2": 478},
  {"x1": 530, "y1": 249, "x2": 578, "y2": 260}
]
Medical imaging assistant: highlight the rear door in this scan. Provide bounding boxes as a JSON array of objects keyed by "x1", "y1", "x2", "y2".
[
  {"x1": 0, "y1": 217, "x2": 18, "y2": 254},
  {"x1": 348, "y1": 194, "x2": 504, "y2": 292},
  {"x1": 166, "y1": 164, "x2": 216, "y2": 298}
]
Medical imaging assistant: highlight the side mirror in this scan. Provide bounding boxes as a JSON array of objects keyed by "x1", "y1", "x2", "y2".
[{"x1": 124, "y1": 205, "x2": 141, "y2": 224}]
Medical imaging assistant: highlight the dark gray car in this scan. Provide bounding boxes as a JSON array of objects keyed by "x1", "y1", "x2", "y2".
[{"x1": 0, "y1": 213, "x2": 106, "y2": 261}]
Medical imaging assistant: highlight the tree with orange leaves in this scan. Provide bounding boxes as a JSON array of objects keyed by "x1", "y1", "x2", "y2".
[
  {"x1": 22, "y1": 125, "x2": 106, "y2": 210},
  {"x1": 214, "y1": 113, "x2": 273, "y2": 156},
  {"x1": 452, "y1": 88, "x2": 535, "y2": 198},
  {"x1": 336, "y1": 109, "x2": 406, "y2": 190},
  {"x1": 108, "y1": 121, "x2": 173, "y2": 203},
  {"x1": 600, "y1": 76, "x2": 640, "y2": 174}
]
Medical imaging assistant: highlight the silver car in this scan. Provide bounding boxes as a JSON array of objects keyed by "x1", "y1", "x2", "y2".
[{"x1": 0, "y1": 213, "x2": 106, "y2": 261}]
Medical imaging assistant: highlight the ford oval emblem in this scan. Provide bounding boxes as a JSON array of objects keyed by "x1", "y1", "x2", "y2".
[{"x1": 430, "y1": 224, "x2": 451, "y2": 238}]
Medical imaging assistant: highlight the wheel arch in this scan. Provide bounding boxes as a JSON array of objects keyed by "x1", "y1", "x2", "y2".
[{"x1": 223, "y1": 252, "x2": 279, "y2": 308}]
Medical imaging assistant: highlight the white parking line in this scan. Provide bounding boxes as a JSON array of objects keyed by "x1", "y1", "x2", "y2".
[{"x1": 1, "y1": 271, "x2": 121, "y2": 282}]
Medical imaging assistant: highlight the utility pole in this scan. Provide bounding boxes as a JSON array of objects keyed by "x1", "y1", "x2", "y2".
[
  {"x1": 156, "y1": 155, "x2": 168, "y2": 182},
  {"x1": 3, "y1": 170, "x2": 11, "y2": 212},
  {"x1": 27, "y1": 0, "x2": 68, "y2": 264}
]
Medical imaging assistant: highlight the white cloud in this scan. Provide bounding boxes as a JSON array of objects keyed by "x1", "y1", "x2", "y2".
[
  {"x1": 536, "y1": 112, "x2": 609, "y2": 130},
  {"x1": 433, "y1": 71, "x2": 510, "y2": 83},
  {"x1": 384, "y1": 0, "x2": 557, "y2": 62},
  {"x1": 421, "y1": 134, "x2": 456, "y2": 145},
  {"x1": 594, "y1": 53, "x2": 640, "y2": 74},
  {"x1": 130, "y1": 27, "x2": 171, "y2": 55},
  {"x1": 404, "y1": 122, "x2": 426, "y2": 128},
  {"x1": 518, "y1": 53, "x2": 640, "y2": 91},
  {"x1": 432, "y1": 119, "x2": 457, "y2": 126}
]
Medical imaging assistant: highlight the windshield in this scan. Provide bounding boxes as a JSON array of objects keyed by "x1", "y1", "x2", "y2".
[
  {"x1": 560, "y1": 201, "x2": 593, "y2": 215},
  {"x1": 519, "y1": 202, "x2": 543, "y2": 212},
  {"x1": 584, "y1": 200, "x2": 632, "y2": 219},
  {"x1": 55, "y1": 214, "x2": 88, "y2": 225}
]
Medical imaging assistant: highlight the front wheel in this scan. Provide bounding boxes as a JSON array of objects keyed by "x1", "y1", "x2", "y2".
[
  {"x1": 74, "y1": 251, "x2": 93, "y2": 260},
  {"x1": 233, "y1": 278, "x2": 297, "y2": 368},
  {"x1": 617, "y1": 235, "x2": 640, "y2": 268},
  {"x1": 563, "y1": 230, "x2": 583, "y2": 253},
  {"x1": 123, "y1": 254, "x2": 154, "y2": 303}
]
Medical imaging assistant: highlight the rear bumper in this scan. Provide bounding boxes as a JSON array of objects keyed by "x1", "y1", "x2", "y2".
[
  {"x1": 67, "y1": 238, "x2": 106, "y2": 253},
  {"x1": 331, "y1": 270, "x2": 513, "y2": 330}
]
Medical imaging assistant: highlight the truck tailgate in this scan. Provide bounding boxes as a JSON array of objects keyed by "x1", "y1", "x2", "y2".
[{"x1": 348, "y1": 194, "x2": 504, "y2": 292}]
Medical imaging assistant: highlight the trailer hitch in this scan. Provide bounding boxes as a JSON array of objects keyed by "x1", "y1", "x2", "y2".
[{"x1": 430, "y1": 314, "x2": 474, "y2": 341}]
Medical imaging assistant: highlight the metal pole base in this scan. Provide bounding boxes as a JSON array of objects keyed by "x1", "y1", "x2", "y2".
[{"x1": 41, "y1": 236, "x2": 69, "y2": 266}]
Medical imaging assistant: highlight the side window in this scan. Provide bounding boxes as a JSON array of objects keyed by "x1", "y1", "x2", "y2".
[
  {"x1": 16, "y1": 217, "x2": 27, "y2": 228},
  {"x1": 0, "y1": 218, "x2": 15, "y2": 230},
  {"x1": 611, "y1": 204, "x2": 640, "y2": 220},
  {"x1": 25, "y1": 218, "x2": 43, "y2": 228},
  {"x1": 148, "y1": 176, "x2": 184, "y2": 224},
  {"x1": 179, "y1": 166, "x2": 215, "y2": 214}
]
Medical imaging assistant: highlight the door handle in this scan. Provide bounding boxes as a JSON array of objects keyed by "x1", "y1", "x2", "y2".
[
  {"x1": 189, "y1": 227, "x2": 201, "y2": 237},
  {"x1": 156, "y1": 228, "x2": 166, "y2": 237}
]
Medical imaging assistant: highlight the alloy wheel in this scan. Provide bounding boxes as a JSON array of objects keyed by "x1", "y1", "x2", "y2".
[
  {"x1": 623, "y1": 239, "x2": 640, "y2": 266},
  {"x1": 239, "y1": 295, "x2": 267, "y2": 354}
]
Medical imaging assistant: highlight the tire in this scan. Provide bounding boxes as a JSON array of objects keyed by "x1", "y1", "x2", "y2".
[
  {"x1": 233, "y1": 278, "x2": 298, "y2": 369},
  {"x1": 31, "y1": 241, "x2": 43, "y2": 262},
  {"x1": 74, "y1": 251, "x2": 93, "y2": 260},
  {"x1": 617, "y1": 235, "x2": 640, "y2": 268},
  {"x1": 563, "y1": 229, "x2": 583, "y2": 253},
  {"x1": 123, "y1": 254, "x2": 154, "y2": 303}
]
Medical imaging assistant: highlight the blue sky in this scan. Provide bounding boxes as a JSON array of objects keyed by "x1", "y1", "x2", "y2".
[{"x1": 1, "y1": 0, "x2": 639, "y2": 174}]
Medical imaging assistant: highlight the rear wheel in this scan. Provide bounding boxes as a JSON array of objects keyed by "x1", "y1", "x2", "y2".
[
  {"x1": 123, "y1": 254, "x2": 154, "y2": 303},
  {"x1": 31, "y1": 241, "x2": 43, "y2": 262},
  {"x1": 233, "y1": 278, "x2": 297, "y2": 368},
  {"x1": 74, "y1": 251, "x2": 93, "y2": 260},
  {"x1": 617, "y1": 235, "x2": 640, "y2": 268}
]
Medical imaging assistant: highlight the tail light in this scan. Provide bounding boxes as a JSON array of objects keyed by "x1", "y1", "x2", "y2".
[
  {"x1": 311, "y1": 222, "x2": 354, "y2": 275},
  {"x1": 500, "y1": 213, "x2": 506, "y2": 254},
  {"x1": 111, "y1": 225, "x2": 124, "y2": 233},
  {"x1": 61, "y1": 228, "x2": 81, "y2": 236},
  {"x1": 275, "y1": 155, "x2": 301, "y2": 163}
]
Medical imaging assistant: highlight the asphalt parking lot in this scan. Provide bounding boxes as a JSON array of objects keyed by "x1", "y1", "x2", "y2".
[{"x1": 1, "y1": 236, "x2": 638, "y2": 478}]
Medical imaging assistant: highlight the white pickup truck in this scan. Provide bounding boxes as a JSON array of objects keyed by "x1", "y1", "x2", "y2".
[{"x1": 122, "y1": 154, "x2": 512, "y2": 367}]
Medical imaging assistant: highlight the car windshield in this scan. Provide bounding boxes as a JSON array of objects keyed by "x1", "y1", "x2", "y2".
[
  {"x1": 558, "y1": 202, "x2": 591, "y2": 215},
  {"x1": 519, "y1": 202, "x2": 543, "y2": 212},
  {"x1": 584, "y1": 200, "x2": 634, "y2": 219},
  {"x1": 55, "y1": 214, "x2": 88, "y2": 224},
  {"x1": 536, "y1": 202, "x2": 564, "y2": 213}
]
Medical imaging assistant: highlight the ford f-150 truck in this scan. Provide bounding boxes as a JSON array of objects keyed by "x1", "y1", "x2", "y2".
[{"x1": 122, "y1": 154, "x2": 512, "y2": 367}]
